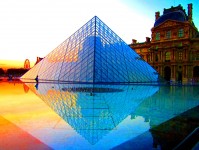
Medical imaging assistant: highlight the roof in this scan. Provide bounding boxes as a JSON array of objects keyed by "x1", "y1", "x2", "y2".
[{"x1": 154, "y1": 5, "x2": 188, "y2": 27}]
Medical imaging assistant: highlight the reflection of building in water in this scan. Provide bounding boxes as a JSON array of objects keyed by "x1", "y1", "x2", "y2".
[
  {"x1": 113, "y1": 86, "x2": 199, "y2": 150},
  {"x1": 133, "y1": 86, "x2": 199, "y2": 128},
  {"x1": 150, "y1": 106, "x2": 199, "y2": 149},
  {"x1": 26, "y1": 83, "x2": 159, "y2": 144},
  {"x1": 24, "y1": 59, "x2": 30, "y2": 69},
  {"x1": 21, "y1": 16, "x2": 159, "y2": 83}
]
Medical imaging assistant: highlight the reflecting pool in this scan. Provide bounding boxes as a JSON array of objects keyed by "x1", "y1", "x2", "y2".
[{"x1": 0, "y1": 81, "x2": 198, "y2": 150}]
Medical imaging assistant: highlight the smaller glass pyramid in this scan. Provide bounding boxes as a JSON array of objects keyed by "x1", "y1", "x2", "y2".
[{"x1": 21, "y1": 16, "x2": 159, "y2": 83}]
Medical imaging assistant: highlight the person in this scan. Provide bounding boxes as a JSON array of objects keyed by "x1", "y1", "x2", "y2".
[
  {"x1": 35, "y1": 82, "x2": 38, "y2": 90},
  {"x1": 35, "y1": 75, "x2": 39, "y2": 83},
  {"x1": 8, "y1": 74, "x2": 13, "y2": 81}
]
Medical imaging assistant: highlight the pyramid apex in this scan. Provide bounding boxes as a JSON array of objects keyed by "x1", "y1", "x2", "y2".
[
  {"x1": 21, "y1": 16, "x2": 159, "y2": 83},
  {"x1": 91, "y1": 16, "x2": 100, "y2": 22}
]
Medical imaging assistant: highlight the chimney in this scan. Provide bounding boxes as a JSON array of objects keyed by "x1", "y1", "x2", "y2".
[
  {"x1": 146, "y1": 37, "x2": 151, "y2": 43},
  {"x1": 188, "y1": 3, "x2": 192, "y2": 22},
  {"x1": 132, "y1": 39, "x2": 137, "y2": 44},
  {"x1": 155, "y1": 11, "x2": 160, "y2": 21}
]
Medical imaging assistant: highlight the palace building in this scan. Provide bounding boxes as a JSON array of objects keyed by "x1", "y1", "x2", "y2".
[{"x1": 130, "y1": 3, "x2": 199, "y2": 82}]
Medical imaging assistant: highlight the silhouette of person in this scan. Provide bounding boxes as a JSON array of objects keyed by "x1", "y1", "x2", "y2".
[
  {"x1": 35, "y1": 75, "x2": 39, "y2": 83},
  {"x1": 35, "y1": 82, "x2": 38, "y2": 90},
  {"x1": 8, "y1": 74, "x2": 13, "y2": 81}
]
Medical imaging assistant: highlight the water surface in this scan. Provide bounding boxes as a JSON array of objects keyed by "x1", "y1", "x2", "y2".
[{"x1": 0, "y1": 81, "x2": 198, "y2": 149}]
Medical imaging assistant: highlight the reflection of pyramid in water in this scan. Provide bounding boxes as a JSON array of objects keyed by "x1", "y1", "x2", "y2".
[
  {"x1": 26, "y1": 83, "x2": 159, "y2": 144},
  {"x1": 21, "y1": 16, "x2": 158, "y2": 83}
]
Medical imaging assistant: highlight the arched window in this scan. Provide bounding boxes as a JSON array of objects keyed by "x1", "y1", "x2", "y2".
[
  {"x1": 165, "y1": 52, "x2": 171, "y2": 62},
  {"x1": 193, "y1": 66, "x2": 199, "y2": 77},
  {"x1": 166, "y1": 31, "x2": 171, "y2": 39},
  {"x1": 155, "y1": 54, "x2": 158, "y2": 61},
  {"x1": 193, "y1": 66, "x2": 199, "y2": 82},
  {"x1": 179, "y1": 52, "x2": 183, "y2": 60},
  {"x1": 197, "y1": 53, "x2": 199, "y2": 60},
  {"x1": 155, "y1": 32, "x2": 160, "y2": 40},
  {"x1": 147, "y1": 54, "x2": 150, "y2": 62},
  {"x1": 164, "y1": 66, "x2": 171, "y2": 81},
  {"x1": 178, "y1": 29, "x2": 184, "y2": 37}
]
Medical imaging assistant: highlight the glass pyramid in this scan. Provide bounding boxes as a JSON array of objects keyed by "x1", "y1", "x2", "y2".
[{"x1": 21, "y1": 16, "x2": 159, "y2": 83}]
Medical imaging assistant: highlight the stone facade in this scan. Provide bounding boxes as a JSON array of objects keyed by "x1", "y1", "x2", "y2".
[{"x1": 130, "y1": 4, "x2": 199, "y2": 82}]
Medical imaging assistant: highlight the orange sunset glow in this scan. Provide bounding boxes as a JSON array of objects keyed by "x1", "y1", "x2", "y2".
[
  {"x1": 0, "y1": 81, "x2": 74, "y2": 149},
  {"x1": 0, "y1": 0, "x2": 198, "y2": 73}
]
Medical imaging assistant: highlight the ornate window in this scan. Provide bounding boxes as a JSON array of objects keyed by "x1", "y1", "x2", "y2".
[
  {"x1": 165, "y1": 52, "x2": 171, "y2": 62},
  {"x1": 147, "y1": 54, "x2": 150, "y2": 62},
  {"x1": 179, "y1": 52, "x2": 183, "y2": 60},
  {"x1": 193, "y1": 53, "x2": 199, "y2": 60},
  {"x1": 166, "y1": 31, "x2": 171, "y2": 39},
  {"x1": 155, "y1": 54, "x2": 158, "y2": 62},
  {"x1": 155, "y1": 46, "x2": 158, "y2": 51},
  {"x1": 178, "y1": 29, "x2": 184, "y2": 37},
  {"x1": 155, "y1": 32, "x2": 160, "y2": 40}
]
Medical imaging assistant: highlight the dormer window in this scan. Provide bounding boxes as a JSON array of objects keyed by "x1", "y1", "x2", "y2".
[
  {"x1": 166, "y1": 31, "x2": 171, "y2": 39},
  {"x1": 178, "y1": 28, "x2": 184, "y2": 37},
  {"x1": 155, "y1": 32, "x2": 160, "y2": 40},
  {"x1": 155, "y1": 54, "x2": 158, "y2": 61}
]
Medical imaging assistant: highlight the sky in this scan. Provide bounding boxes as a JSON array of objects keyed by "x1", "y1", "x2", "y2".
[{"x1": 0, "y1": 0, "x2": 198, "y2": 69}]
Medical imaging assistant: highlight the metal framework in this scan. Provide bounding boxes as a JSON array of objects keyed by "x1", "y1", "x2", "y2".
[
  {"x1": 26, "y1": 82, "x2": 159, "y2": 144},
  {"x1": 21, "y1": 16, "x2": 159, "y2": 83}
]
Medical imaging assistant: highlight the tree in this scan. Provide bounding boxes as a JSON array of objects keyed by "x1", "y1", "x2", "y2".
[{"x1": 6, "y1": 68, "x2": 29, "y2": 77}]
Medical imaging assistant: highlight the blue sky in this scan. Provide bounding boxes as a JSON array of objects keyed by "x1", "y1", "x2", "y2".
[{"x1": 0, "y1": 0, "x2": 198, "y2": 65}]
